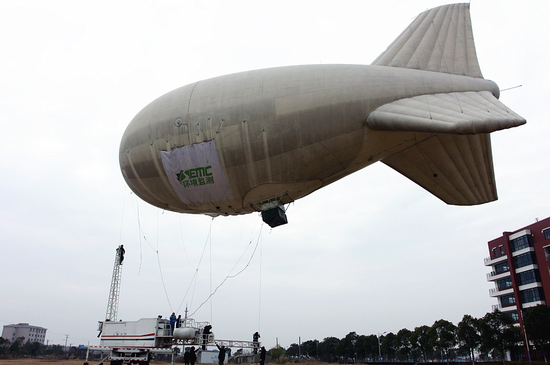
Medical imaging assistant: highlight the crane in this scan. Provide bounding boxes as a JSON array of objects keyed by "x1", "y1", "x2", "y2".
[{"x1": 105, "y1": 244, "x2": 125, "y2": 321}]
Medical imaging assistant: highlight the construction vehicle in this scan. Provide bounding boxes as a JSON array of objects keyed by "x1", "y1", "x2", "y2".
[
  {"x1": 88, "y1": 316, "x2": 212, "y2": 365},
  {"x1": 88, "y1": 316, "x2": 259, "y2": 365},
  {"x1": 85, "y1": 245, "x2": 259, "y2": 365}
]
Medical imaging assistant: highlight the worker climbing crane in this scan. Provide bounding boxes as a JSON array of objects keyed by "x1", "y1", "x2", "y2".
[{"x1": 105, "y1": 244, "x2": 125, "y2": 321}]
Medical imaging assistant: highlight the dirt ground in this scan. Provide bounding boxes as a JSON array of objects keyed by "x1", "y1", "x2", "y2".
[
  {"x1": 0, "y1": 360, "x2": 174, "y2": 365},
  {"x1": 0, "y1": 361, "x2": 85, "y2": 365}
]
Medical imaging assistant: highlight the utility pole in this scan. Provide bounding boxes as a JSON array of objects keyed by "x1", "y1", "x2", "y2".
[{"x1": 105, "y1": 245, "x2": 125, "y2": 321}]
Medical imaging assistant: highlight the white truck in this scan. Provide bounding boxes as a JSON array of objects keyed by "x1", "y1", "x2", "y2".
[{"x1": 87, "y1": 317, "x2": 214, "y2": 365}]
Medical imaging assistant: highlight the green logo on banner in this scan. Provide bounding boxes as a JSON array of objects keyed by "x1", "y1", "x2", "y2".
[{"x1": 176, "y1": 166, "x2": 214, "y2": 188}]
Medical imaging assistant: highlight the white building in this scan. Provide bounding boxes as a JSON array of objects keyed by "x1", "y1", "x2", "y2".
[{"x1": 2, "y1": 323, "x2": 47, "y2": 344}]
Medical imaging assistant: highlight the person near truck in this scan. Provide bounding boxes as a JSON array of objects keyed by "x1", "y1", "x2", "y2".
[
  {"x1": 189, "y1": 346, "x2": 199, "y2": 365},
  {"x1": 202, "y1": 324, "x2": 212, "y2": 350},
  {"x1": 260, "y1": 346, "x2": 266, "y2": 365},
  {"x1": 253, "y1": 332, "x2": 260, "y2": 354},
  {"x1": 169, "y1": 312, "x2": 177, "y2": 335},
  {"x1": 183, "y1": 348, "x2": 190, "y2": 365},
  {"x1": 216, "y1": 343, "x2": 226, "y2": 365}
]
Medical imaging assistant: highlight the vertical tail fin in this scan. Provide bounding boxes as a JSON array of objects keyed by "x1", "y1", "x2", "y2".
[{"x1": 372, "y1": 3, "x2": 483, "y2": 78}]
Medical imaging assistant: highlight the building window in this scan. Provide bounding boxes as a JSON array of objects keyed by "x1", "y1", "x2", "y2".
[
  {"x1": 505, "y1": 311, "x2": 519, "y2": 321},
  {"x1": 501, "y1": 294, "x2": 516, "y2": 306},
  {"x1": 492, "y1": 247, "x2": 498, "y2": 258},
  {"x1": 520, "y1": 287, "x2": 545, "y2": 303},
  {"x1": 544, "y1": 228, "x2": 550, "y2": 240},
  {"x1": 500, "y1": 246, "x2": 505, "y2": 255},
  {"x1": 510, "y1": 234, "x2": 533, "y2": 252},
  {"x1": 544, "y1": 246, "x2": 550, "y2": 261},
  {"x1": 514, "y1": 252, "x2": 537, "y2": 269},
  {"x1": 517, "y1": 269, "x2": 540, "y2": 286},
  {"x1": 497, "y1": 277, "x2": 513, "y2": 290},
  {"x1": 495, "y1": 261, "x2": 510, "y2": 274}
]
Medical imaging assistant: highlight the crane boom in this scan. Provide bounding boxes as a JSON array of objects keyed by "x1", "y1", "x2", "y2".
[{"x1": 105, "y1": 244, "x2": 125, "y2": 321}]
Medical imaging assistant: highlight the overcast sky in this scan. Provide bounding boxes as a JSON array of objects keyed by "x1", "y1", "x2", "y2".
[{"x1": 1, "y1": 0, "x2": 549, "y2": 350}]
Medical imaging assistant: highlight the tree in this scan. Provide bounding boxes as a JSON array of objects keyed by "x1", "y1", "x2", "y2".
[
  {"x1": 286, "y1": 343, "x2": 299, "y2": 357},
  {"x1": 356, "y1": 334, "x2": 379, "y2": 361},
  {"x1": 318, "y1": 337, "x2": 339, "y2": 362},
  {"x1": 337, "y1": 332, "x2": 357, "y2": 361},
  {"x1": 524, "y1": 305, "x2": 550, "y2": 363},
  {"x1": 0, "y1": 337, "x2": 10, "y2": 358},
  {"x1": 45, "y1": 344, "x2": 65, "y2": 356},
  {"x1": 22, "y1": 341, "x2": 44, "y2": 357},
  {"x1": 411, "y1": 325, "x2": 432, "y2": 362},
  {"x1": 269, "y1": 345, "x2": 285, "y2": 361},
  {"x1": 68, "y1": 345, "x2": 87, "y2": 359},
  {"x1": 479, "y1": 309, "x2": 522, "y2": 364},
  {"x1": 381, "y1": 332, "x2": 397, "y2": 361},
  {"x1": 395, "y1": 328, "x2": 412, "y2": 361},
  {"x1": 9, "y1": 337, "x2": 25, "y2": 357},
  {"x1": 429, "y1": 319, "x2": 457, "y2": 363},
  {"x1": 301, "y1": 340, "x2": 319, "y2": 359},
  {"x1": 355, "y1": 335, "x2": 367, "y2": 360},
  {"x1": 457, "y1": 314, "x2": 481, "y2": 364}
]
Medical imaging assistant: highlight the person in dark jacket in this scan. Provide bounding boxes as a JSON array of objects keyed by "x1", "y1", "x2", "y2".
[
  {"x1": 118, "y1": 245, "x2": 125, "y2": 264},
  {"x1": 253, "y1": 332, "x2": 260, "y2": 354},
  {"x1": 260, "y1": 346, "x2": 266, "y2": 365},
  {"x1": 183, "y1": 348, "x2": 191, "y2": 365},
  {"x1": 202, "y1": 325, "x2": 212, "y2": 350},
  {"x1": 216, "y1": 343, "x2": 226, "y2": 365},
  {"x1": 189, "y1": 346, "x2": 199, "y2": 365},
  {"x1": 169, "y1": 312, "x2": 177, "y2": 335}
]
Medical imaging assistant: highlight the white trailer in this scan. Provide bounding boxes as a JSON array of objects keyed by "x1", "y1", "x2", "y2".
[
  {"x1": 87, "y1": 317, "x2": 219, "y2": 365},
  {"x1": 88, "y1": 317, "x2": 175, "y2": 365}
]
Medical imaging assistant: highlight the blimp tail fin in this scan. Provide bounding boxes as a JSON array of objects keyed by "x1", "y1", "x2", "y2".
[
  {"x1": 366, "y1": 91, "x2": 526, "y2": 135},
  {"x1": 382, "y1": 133, "x2": 497, "y2": 206},
  {"x1": 371, "y1": 3, "x2": 483, "y2": 78},
  {"x1": 370, "y1": 90, "x2": 525, "y2": 206}
]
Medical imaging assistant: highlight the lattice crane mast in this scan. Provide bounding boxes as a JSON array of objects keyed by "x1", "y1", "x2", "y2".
[{"x1": 105, "y1": 244, "x2": 125, "y2": 321}]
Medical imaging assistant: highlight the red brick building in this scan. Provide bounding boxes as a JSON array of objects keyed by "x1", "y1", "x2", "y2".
[{"x1": 485, "y1": 217, "x2": 550, "y2": 329}]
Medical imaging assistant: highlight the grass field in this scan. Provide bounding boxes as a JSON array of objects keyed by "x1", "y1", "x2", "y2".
[{"x1": 0, "y1": 360, "x2": 173, "y2": 365}]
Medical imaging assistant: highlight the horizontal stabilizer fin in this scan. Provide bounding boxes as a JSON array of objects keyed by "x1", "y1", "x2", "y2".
[
  {"x1": 382, "y1": 133, "x2": 496, "y2": 205},
  {"x1": 372, "y1": 3, "x2": 482, "y2": 78},
  {"x1": 366, "y1": 91, "x2": 526, "y2": 134}
]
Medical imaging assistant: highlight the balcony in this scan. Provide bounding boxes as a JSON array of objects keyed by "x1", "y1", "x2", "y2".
[
  {"x1": 492, "y1": 303, "x2": 518, "y2": 312},
  {"x1": 522, "y1": 300, "x2": 546, "y2": 309},
  {"x1": 489, "y1": 287, "x2": 513, "y2": 297},
  {"x1": 518, "y1": 282, "x2": 542, "y2": 291},
  {"x1": 487, "y1": 270, "x2": 511, "y2": 281},
  {"x1": 516, "y1": 264, "x2": 538, "y2": 274},
  {"x1": 484, "y1": 254, "x2": 509, "y2": 266},
  {"x1": 511, "y1": 246, "x2": 535, "y2": 257}
]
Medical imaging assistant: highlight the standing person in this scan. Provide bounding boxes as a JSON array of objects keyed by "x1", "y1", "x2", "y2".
[
  {"x1": 118, "y1": 245, "x2": 125, "y2": 264},
  {"x1": 177, "y1": 315, "x2": 182, "y2": 328},
  {"x1": 183, "y1": 348, "x2": 190, "y2": 365},
  {"x1": 260, "y1": 346, "x2": 266, "y2": 365},
  {"x1": 216, "y1": 343, "x2": 226, "y2": 365},
  {"x1": 253, "y1": 332, "x2": 260, "y2": 354},
  {"x1": 202, "y1": 325, "x2": 212, "y2": 350},
  {"x1": 189, "y1": 346, "x2": 198, "y2": 365},
  {"x1": 169, "y1": 312, "x2": 177, "y2": 335}
]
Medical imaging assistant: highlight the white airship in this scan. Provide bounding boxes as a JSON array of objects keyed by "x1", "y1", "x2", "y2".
[{"x1": 119, "y1": 3, "x2": 525, "y2": 227}]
